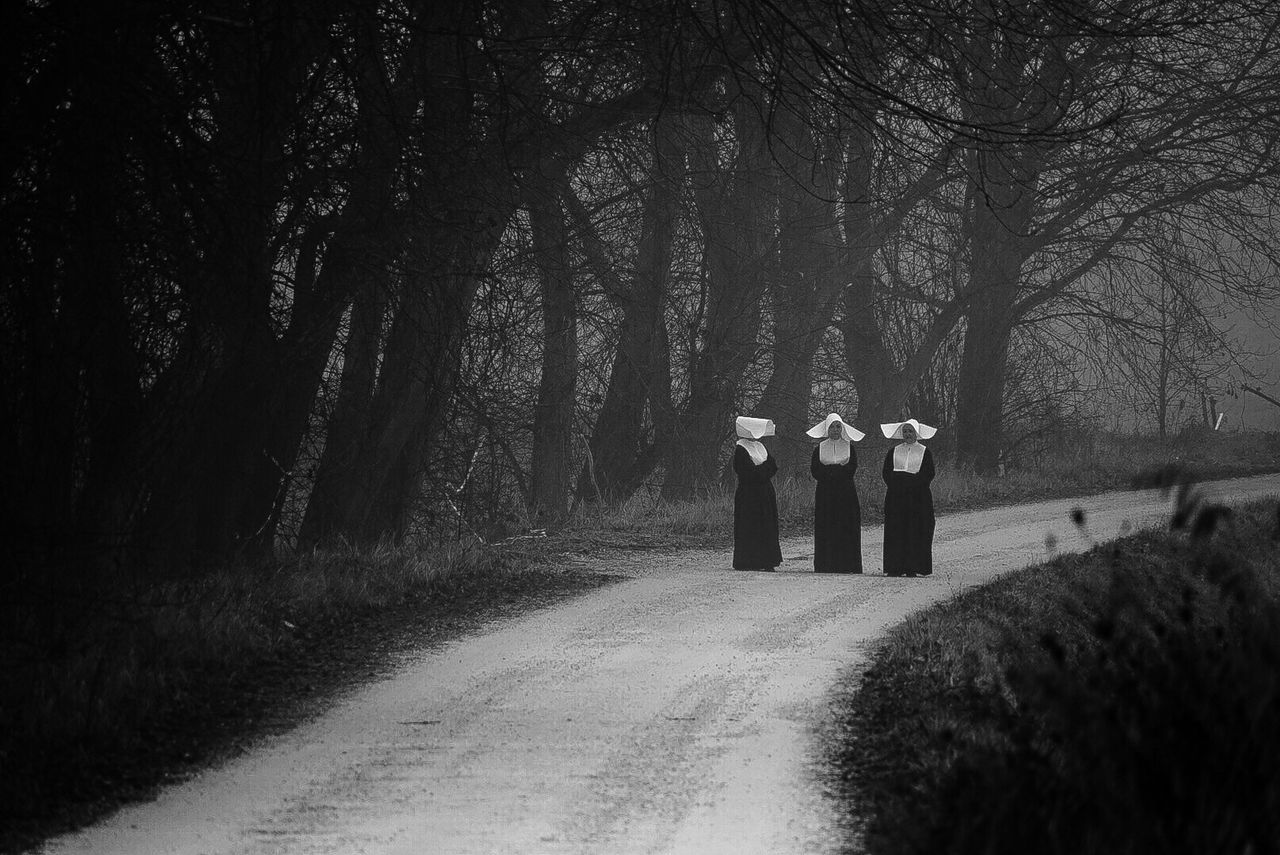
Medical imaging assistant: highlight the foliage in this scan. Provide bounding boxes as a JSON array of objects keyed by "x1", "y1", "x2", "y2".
[{"x1": 836, "y1": 498, "x2": 1280, "y2": 855}]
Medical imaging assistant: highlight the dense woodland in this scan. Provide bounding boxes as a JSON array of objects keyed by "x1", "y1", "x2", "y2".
[{"x1": 5, "y1": 0, "x2": 1280, "y2": 571}]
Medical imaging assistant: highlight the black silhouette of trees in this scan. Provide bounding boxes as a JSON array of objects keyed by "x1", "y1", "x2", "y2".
[{"x1": 5, "y1": 0, "x2": 1280, "y2": 572}]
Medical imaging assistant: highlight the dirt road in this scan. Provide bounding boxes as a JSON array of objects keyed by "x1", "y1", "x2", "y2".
[{"x1": 38, "y1": 475, "x2": 1280, "y2": 855}]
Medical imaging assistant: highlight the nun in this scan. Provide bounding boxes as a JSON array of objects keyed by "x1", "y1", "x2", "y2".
[
  {"x1": 731, "y1": 415, "x2": 783, "y2": 571},
  {"x1": 880, "y1": 418, "x2": 938, "y2": 577},
  {"x1": 807, "y1": 413, "x2": 866, "y2": 573}
]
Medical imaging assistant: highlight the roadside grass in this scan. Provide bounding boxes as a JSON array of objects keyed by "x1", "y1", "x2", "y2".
[
  {"x1": 832, "y1": 498, "x2": 1280, "y2": 855},
  {"x1": 571, "y1": 429, "x2": 1280, "y2": 543},
  {"x1": 0, "y1": 538, "x2": 612, "y2": 854}
]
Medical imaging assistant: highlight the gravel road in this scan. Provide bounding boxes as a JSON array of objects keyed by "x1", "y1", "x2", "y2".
[{"x1": 38, "y1": 475, "x2": 1280, "y2": 855}]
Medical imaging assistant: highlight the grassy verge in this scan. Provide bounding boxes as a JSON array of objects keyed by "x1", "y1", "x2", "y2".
[
  {"x1": 0, "y1": 539, "x2": 615, "y2": 854},
  {"x1": 570, "y1": 429, "x2": 1280, "y2": 544},
  {"x1": 831, "y1": 498, "x2": 1280, "y2": 855}
]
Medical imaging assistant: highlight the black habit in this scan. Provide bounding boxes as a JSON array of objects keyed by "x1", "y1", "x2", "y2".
[
  {"x1": 881, "y1": 445, "x2": 935, "y2": 576},
  {"x1": 810, "y1": 445, "x2": 863, "y2": 573},
  {"x1": 732, "y1": 445, "x2": 782, "y2": 570}
]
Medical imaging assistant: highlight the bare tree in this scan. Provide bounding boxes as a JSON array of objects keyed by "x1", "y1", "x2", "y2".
[
  {"x1": 528, "y1": 169, "x2": 578, "y2": 522},
  {"x1": 12, "y1": 0, "x2": 1280, "y2": 576},
  {"x1": 934, "y1": 0, "x2": 1280, "y2": 471},
  {"x1": 753, "y1": 96, "x2": 846, "y2": 476},
  {"x1": 1097, "y1": 224, "x2": 1247, "y2": 437},
  {"x1": 570, "y1": 117, "x2": 684, "y2": 502},
  {"x1": 661, "y1": 88, "x2": 774, "y2": 500}
]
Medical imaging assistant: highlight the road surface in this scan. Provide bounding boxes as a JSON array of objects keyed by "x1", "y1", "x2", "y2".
[{"x1": 38, "y1": 475, "x2": 1280, "y2": 855}]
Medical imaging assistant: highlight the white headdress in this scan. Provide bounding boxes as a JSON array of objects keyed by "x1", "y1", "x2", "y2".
[
  {"x1": 806, "y1": 412, "x2": 865, "y2": 442},
  {"x1": 879, "y1": 418, "x2": 938, "y2": 440},
  {"x1": 735, "y1": 416, "x2": 775, "y2": 465},
  {"x1": 735, "y1": 416, "x2": 776, "y2": 439}
]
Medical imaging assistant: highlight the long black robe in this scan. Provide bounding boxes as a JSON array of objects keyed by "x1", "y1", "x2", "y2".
[
  {"x1": 810, "y1": 445, "x2": 863, "y2": 573},
  {"x1": 732, "y1": 445, "x2": 782, "y2": 570},
  {"x1": 881, "y1": 445, "x2": 935, "y2": 576}
]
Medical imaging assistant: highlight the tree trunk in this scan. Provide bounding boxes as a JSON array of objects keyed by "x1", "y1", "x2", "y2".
[
  {"x1": 297, "y1": 272, "x2": 388, "y2": 547},
  {"x1": 755, "y1": 250, "x2": 838, "y2": 479},
  {"x1": 4, "y1": 6, "x2": 171, "y2": 569},
  {"x1": 755, "y1": 102, "x2": 844, "y2": 478},
  {"x1": 133, "y1": 7, "x2": 335, "y2": 564},
  {"x1": 528, "y1": 173, "x2": 577, "y2": 523},
  {"x1": 235, "y1": 7, "x2": 419, "y2": 552},
  {"x1": 840, "y1": 126, "x2": 905, "y2": 427},
  {"x1": 303, "y1": 202, "x2": 510, "y2": 545},
  {"x1": 1158, "y1": 336, "x2": 1172, "y2": 439},
  {"x1": 575, "y1": 118, "x2": 681, "y2": 503},
  {"x1": 58, "y1": 21, "x2": 141, "y2": 562},
  {"x1": 954, "y1": 301, "x2": 1015, "y2": 474},
  {"x1": 953, "y1": 149, "x2": 1037, "y2": 474},
  {"x1": 661, "y1": 102, "x2": 770, "y2": 501}
]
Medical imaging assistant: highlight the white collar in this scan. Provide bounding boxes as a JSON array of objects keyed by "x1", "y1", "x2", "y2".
[
  {"x1": 737, "y1": 438, "x2": 768, "y2": 465},
  {"x1": 819, "y1": 438, "x2": 851, "y2": 464},
  {"x1": 892, "y1": 442, "x2": 925, "y2": 474}
]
